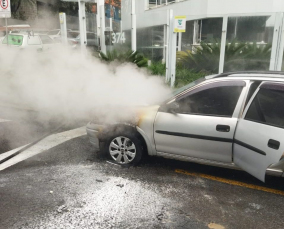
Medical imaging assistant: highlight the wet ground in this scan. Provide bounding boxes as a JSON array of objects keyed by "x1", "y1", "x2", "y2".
[{"x1": 0, "y1": 106, "x2": 284, "y2": 229}]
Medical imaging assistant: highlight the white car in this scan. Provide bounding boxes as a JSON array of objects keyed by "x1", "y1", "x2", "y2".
[
  {"x1": 87, "y1": 71, "x2": 284, "y2": 182},
  {"x1": 1, "y1": 33, "x2": 56, "y2": 51}
]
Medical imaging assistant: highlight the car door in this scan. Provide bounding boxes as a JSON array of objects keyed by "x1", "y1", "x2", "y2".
[
  {"x1": 233, "y1": 81, "x2": 284, "y2": 182},
  {"x1": 154, "y1": 80, "x2": 247, "y2": 163}
]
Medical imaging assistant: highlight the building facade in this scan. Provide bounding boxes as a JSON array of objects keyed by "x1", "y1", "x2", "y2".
[{"x1": 103, "y1": 0, "x2": 284, "y2": 73}]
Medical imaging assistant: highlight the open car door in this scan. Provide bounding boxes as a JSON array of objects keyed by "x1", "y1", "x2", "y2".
[{"x1": 233, "y1": 82, "x2": 284, "y2": 182}]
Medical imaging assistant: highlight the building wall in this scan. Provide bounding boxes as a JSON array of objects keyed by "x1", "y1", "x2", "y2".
[{"x1": 122, "y1": 0, "x2": 284, "y2": 30}]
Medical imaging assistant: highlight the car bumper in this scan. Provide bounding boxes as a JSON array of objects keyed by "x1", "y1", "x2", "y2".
[{"x1": 86, "y1": 122, "x2": 104, "y2": 151}]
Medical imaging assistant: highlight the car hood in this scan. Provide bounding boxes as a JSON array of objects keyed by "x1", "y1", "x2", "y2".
[{"x1": 91, "y1": 105, "x2": 160, "y2": 126}]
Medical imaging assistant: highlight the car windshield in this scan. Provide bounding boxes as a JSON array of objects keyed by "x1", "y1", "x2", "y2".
[
  {"x1": 158, "y1": 77, "x2": 206, "y2": 105},
  {"x1": 171, "y1": 77, "x2": 206, "y2": 97}
]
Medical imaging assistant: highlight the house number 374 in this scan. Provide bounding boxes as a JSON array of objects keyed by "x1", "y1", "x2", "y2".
[{"x1": 112, "y1": 32, "x2": 126, "y2": 44}]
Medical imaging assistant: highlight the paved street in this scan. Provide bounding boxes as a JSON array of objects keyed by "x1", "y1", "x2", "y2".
[{"x1": 0, "y1": 107, "x2": 284, "y2": 229}]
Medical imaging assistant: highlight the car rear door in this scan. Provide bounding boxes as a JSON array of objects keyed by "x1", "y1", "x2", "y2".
[
  {"x1": 233, "y1": 82, "x2": 284, "y2": 182},
  {"x1": 154, "y1": 80, "x2": 247, "y2": 163}
]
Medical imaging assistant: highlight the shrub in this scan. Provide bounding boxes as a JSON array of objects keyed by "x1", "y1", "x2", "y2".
[
  {"x1": 148, "y1": 62, "x2": 206, "y2": 88},
  {"x1": 177, "y1": 40, "x2": 272, "y2": 73},
  {"x1": 147, "y1": 61, "x2": 166, "y2": 76},
  {"x1": 99, "y1": 50, "x2": 148, "y2": 68}
]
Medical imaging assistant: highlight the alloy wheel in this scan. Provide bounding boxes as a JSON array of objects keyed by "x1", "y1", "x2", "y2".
[{"x1": 109, "y1": 136, "x2": 137, "y2": 164}]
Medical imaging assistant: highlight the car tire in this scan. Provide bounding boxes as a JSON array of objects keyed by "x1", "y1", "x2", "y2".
[{"x1": 104, "y1": 130, "x2": 144, "y2": 165}]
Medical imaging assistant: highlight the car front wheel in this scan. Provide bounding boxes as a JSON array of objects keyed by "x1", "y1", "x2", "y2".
[{"x1": 105, "y1": 133, "x2": 143, "y2": 165}]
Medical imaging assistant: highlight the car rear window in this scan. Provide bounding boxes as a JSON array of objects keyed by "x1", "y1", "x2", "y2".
[{"x1": 2, "y1": 35, "x2": 23, "y2": 46}]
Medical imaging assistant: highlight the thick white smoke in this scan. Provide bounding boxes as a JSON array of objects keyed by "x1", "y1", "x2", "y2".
[{"x1": 0, "y1": 46, "x2": 171, "y2": 123}]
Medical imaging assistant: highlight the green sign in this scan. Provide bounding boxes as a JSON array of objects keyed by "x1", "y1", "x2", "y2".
[{"x1": 2, "y1": 34, "x2": 23, "y2": 46}]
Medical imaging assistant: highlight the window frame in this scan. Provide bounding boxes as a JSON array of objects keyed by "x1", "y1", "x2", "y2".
[
  {"x1": 243, "y1": 81, "x2": 284, "y2": 129},
  {"x1": 171, "y1": 80, "x2": 246, "y2": 118}
]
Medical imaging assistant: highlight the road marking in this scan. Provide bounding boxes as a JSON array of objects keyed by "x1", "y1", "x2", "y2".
[
  {"x1": 208, "y1": 223, "x2": 225, "y2": 229},
  {"x1": 175, "y1": 169, "x2": 284, "y2": 196},
  {"x1": 0, "y1": 144, "x2": 29, "y2": 162},
  {"x1": 0, "y1": 118, "x2": 11, "y2": 123},
  {"x1": 0, "y1": 127, "x2": 86, "y2": 171}
]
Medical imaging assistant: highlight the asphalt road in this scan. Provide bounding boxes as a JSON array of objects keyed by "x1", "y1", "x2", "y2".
[{"x1": 0, "y1": 107, "x2": 284, "y2": 229}]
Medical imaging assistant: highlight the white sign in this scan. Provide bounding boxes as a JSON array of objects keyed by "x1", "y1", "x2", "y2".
[
  {"x1": 174, "y1": 16, "x2": 186, "y2": 33},
  {"x1": 0, "y1": 0, "x2": 11, "y2": 18},
  {"x1": 112, "y1": 32, "x2": 126, "y2": 44}
]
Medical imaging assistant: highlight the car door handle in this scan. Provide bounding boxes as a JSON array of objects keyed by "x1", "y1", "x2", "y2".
[
  {"x1": 268, "y1": 139, "x2": 280, "y2": 150},
  {"x1": 216, "y1": 125, "x2": 230, "y2": 132}
]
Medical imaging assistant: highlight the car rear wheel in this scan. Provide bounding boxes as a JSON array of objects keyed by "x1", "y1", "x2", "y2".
[{"x1": 105, "y1": 132, "x2": 143, "y2": 165}]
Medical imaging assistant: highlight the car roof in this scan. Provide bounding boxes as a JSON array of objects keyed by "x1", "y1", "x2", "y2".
[{"x1": 212, "y1": 71, "x2": 284, "y2": 79}]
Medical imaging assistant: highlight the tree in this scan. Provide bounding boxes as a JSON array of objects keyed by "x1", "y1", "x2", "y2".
[
  {"x1": 11, "y1": 0, "x2": 21, "y2": 14},
  {"x1": 11, "y1": 0, "x2": 36, "y2": 20}
]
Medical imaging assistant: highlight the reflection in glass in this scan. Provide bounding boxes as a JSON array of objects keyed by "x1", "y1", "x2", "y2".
[
  {"x1": 225, "y1": 16, "x2": 274, "y2": 72},
  {"x1": 137, "y1": 25, "x2": 164, "y2": 61}
]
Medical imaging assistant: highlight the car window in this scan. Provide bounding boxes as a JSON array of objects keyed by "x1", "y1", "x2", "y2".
[
  {"x1": 40, "y1": 35, "x2": 54, "y2": 44},
  {"x1": 176, "y1": 81, "x2": 244, "y2": 117},
  {"x1": 245, "y1": 83, "x2": 284, "y2": 128},
  {"x1": 68, "y1": 32, "x2": 79, "y2": 38},
  {"x1": 2, "y1": 35, "x2": 23, "y2": 46},
  {"x1": 27, "y1": 36, "x2": 41, "y2": 45}
]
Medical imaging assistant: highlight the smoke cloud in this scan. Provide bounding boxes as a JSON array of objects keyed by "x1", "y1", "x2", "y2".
[{"x1": 0, "y1": 46, "x2": 171, "y2": 124}]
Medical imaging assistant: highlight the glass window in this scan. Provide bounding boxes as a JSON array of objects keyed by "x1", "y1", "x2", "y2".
[
  {"x1": 137, "y1": 25, "x2": 164, "y2": 61},
  {"x1": 27, "y1": 36, "x2": 41, "y2": 45},
  {"x1": 225, "y1": 15, "x2": 274, "y2": 72},
  {"x1": 40, "y1": 35, "x2": 53, "y2": 44},
  {"x1": 178, "y1": 18, "x2": 222, "y2": 73},
  {"x1": 87, "y1": 33, "x2": 96, "y2": 39},
  {"x1": 245, "y1": 85, "x2": 284, "y2": 128},
  {"x1": 176, "y1": 84, "x2": 244, "y2": 117}
]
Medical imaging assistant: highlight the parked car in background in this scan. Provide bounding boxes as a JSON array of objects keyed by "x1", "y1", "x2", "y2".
[
  {"x1": 1, "y1": 33, "x2": 56, "y2": 51},
  {"x1": 87, "y1": 71, "x2": 284, "y2": 182},
  {"x1": 68, "y1": 32, "x2": 98, "y2": 47},
  {"x1": 0, "y1": 24, "x2": 31, "y2": 39}
]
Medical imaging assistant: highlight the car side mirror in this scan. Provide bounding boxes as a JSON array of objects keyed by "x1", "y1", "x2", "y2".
[{"x1": 167, "y1": 102, "x2": 180, "y2": 114}]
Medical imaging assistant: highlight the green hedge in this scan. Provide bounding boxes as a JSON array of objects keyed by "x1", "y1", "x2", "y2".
[{"x1": 148, "y1": 62, "x2": 207, "y2": 88}]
